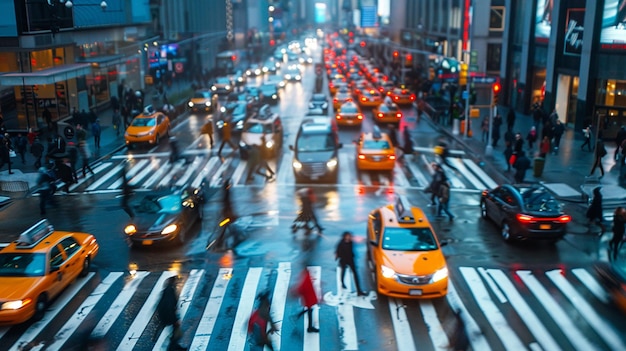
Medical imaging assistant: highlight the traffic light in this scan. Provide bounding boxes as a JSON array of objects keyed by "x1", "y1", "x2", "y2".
[
  {"x1": 492, "y1": 83, "x2": 501, "y2": 106},
  {"x1": 459, "y1": 63, "x2": 468, "y2": 86}
]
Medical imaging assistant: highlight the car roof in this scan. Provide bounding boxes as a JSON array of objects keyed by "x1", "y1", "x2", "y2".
[
  {"x1": 1, "y1": 219, "x2": 86, "y2": 254},
  {"x1": 378, "y1": 197, "x2": 432, "y2": 228}
]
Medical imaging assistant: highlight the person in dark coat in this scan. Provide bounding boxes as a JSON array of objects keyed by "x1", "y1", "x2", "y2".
[
  {"x1": 121, "y1": 162, "x2": 134, "y2": 218},
  {"x1": 552, "y1": 119, "x2": 565, "y2": 152},
  {"x1": 581, "y1": 125, "x2": 592, "y2": 151},
  {"x1": 449, "y1": 310, "x2": 469, "y2": 351},
  {"x1": 428, "y1": 163, "x2": 448, "y2": 206},
  {"x1": 67, "y1": 146, "x2": 79, "y2": 183},
  {"x1": 91, "y1": 119, "x2": 101, "y2": 149},
  {"x1": 43, "y1": 107, "x2": 52, "y2": 130},
  {"x1": 400, "y1": 127, "x2": 415, "y2": 160},
  {"x1": 36, "y1": 167, "x2": 55, "y2": 215},
  {"x1": 589, "y1": 139, "x2": 607, "y2": 177},
  {"x1": 157, "y1": 276, "x2": 184, "y2": 350},
  {"x1": 55, "y1": 158, "x2": 75, "y2": 193},
  {"x1": 586, "y1": 187, "x2": 606, "y2": 234},
  {"x1": 491, "y1": 114, "x2": 502, "y2": 147},
  {"x1": 503, "y1": 141, "x2": 513, "y2": 172},
  {"x1": 248, "y1": 291, "x2": 277, "y2": 351},
  {"x1": 294, "y1": 267, "x2": 320, "y2": 333},
  {"x1": 526, "y1": 126, "x2": 538, "y2": 149},
  {"x1": 0, "y1": 134, "x2": 12, "y2": 174},
  {"x1": 387, "y1": 124, "x2": 399, "y2": 147},
  {"x1": 614, "y1": 126, "x2": 626, "y2": 161},
  {"x1": 506, "y1": 108, "x2": 516, "y2": 131},
  {"x1": 335, "y1": 231, "x2": 366, "y2": 296},
  {"x1": 609, "y1": 207, "x2": 626, "y2": 260},
  {"x1": 14, "y1": 133, "x2": 27, "y2": 164},
  {"x1": 513, "y1": 151, "x2": 531, "y2": 183},
  {"x1": 513, "y1": 132, "x2": 524, "y2": 155},
  {"x1": 31, "y1": 137, "x2": 44, "y2": 169}
]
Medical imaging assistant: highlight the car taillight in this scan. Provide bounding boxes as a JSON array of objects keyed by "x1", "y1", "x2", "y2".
[
  {"x1": 357, "y1": 114, "x2": 363, "y2": 119},
  {"x1": 378, "y1": 87, "x2": 383, "y2": 92},
  {"x1": 410, "y1": 94, "x2": 416, "y2": 100},
  {"x1": 516, "y1": 214, "x2": 534, "y2": 223},
  {"x1": 336, "y1": 115, "x2": 342, "y2": 120},
  {"x1": 361, "y1": 97, "x2": 366, "y2": 102},
  {"x1": 396, "y1": 113, "x2": 402, "y2": 118},
  {"x1": 559, "y1": 215, "x2": 571, "y2": 223},
  {"x1": 334, "y1": 98, "x2": 338, "y2": 103},
  {"x1": 481, "y1": 190, "x2": 489, "y2": 196},
  {"x1": 394, "y1": 96, "x2": 399, "y2": 100},
  {"x1": 377, "y1": 113, "x2": 383, "y2": 118},
  {"x1": 358, "y1": 154, "x2": 365, "y2": 160}
]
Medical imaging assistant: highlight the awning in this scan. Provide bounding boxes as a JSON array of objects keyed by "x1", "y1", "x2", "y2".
[
  {"x1": 0, "y1": 63, "x2": 92, "y2": 86},
  {"x1": 77, "y1": 54, "x2": 126, "y2": 68}
]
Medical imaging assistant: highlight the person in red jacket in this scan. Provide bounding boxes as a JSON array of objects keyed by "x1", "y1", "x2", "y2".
[
  {"x1": 248, "y1": 291, "x2": 277, "y2": 350},
  {"x1": 294, "y1": 267, "x2": 320, "y2": 333}
]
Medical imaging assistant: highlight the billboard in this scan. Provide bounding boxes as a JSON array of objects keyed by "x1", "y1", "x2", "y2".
[
  {"x1": 535, "y1": 0, "x2": 553, "y2": 43},
  {"x1": 564, "y1": 8, "x2": 585, "y2": 55},
  {"x1": 315, "y1": 3, "x2": 327, "y2": 24},
  {"x1": 600, "y1": 0, "x2": 626, "y2": 49}
]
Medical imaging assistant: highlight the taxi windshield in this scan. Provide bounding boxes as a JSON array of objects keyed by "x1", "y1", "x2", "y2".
[
  {"x1": 382, "y1": 227, "x2": 438, "y2": 251},
  {"x1": 193, "y1": 92, "x2": 211, "y2": 99},
  {"x1": 341, "y1": 105, "x2": 357, "y2": 113},
  {"x1": 131, "y1": 118, "x2": 156, "y2": 127},
  {"x1": 0, "y1": 253, "x2": 46, "y2": 277},
  {"x1": 244, "y1": 122, "x2": 273, "y2": 134},
  {"x1": 363, "y1": 140, "x2": 390, "y2": 150},
  {"x1": 136, "y1": 195, "x2": 181, "y2": 214},
  {"x1": 297, "y1": 134, "x2": 336, "y2": 152}
]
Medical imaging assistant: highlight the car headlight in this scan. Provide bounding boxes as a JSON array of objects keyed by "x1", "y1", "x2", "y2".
[
  {"x1": 225, "y1": 85, "x2": 231, "y2": 90},
  {"x1": 205, "y1": 101, "x2": 211, "y2": 107},
  {"x1": 211, "y1": 86, "x2": 217, "y2": 91},
  {"x1": 124, "y1": 225, "x2": 137, "y2": 235},
  {"x1": 292, "y1": 160, "x2": 302, "y2": 170},
  {"x1": 279, "y1": 81, "x2": 285, "y2": 87},
  {"x1": 161, "y1": 224, "x2": 178, "y2": 235},
  {"x1": 431, "y1": 266, "x2": 449, "y2": 283},
  {"x1": 237, "y1": 77, "x2": 243, "y2": 82},
  {"x1": 220, "y1": 106, "x2": 226, "y2": 113},
  {"x1": 1, "y1": 299, "x2": 32, "y2": 310},
  {"x1": 246, "y1": 70, "x2": 252, "y2": 76},
  {"x1": 326, "y1": 157, "x2": 338, "y2": 169},
  {"x1": 285, "y1": 74, "x2": 292, "y2": 80},
  {"x1": 187, "y1": 101, "x2": 194, "y2": 108},
  {"x1": 255, "y1": 69, "x2": 261, "y2": 75},
  {"x1": 239, "y1": 141, "x2": 247, "y2": 148},
  {"x1": 265, "y1": 140, "x2": 274, "y2": 149},
  {"x1": 236, "y1": 120, "x2": 244, "y2": 128},
  {"x1": 296, "y1": 75, "x2": 301, "y2": 80},
  {"x1": 321, "y1": 103, "x2": 328, "y2": 109},
  {"x1": 381, "y1": 265, "x2": 396, "y2": 279},
  {"x1": 272, "y1": 94, "x2": 277, "y2": 99},
  {"x1": 148, "y1": 130, "x2": 155, "y2": 136}
]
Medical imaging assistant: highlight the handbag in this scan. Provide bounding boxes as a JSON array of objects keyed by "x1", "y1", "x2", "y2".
[
  {"x1": 509, "y1": 154, "x2": 517, "y2": 166},
  {"x1": 9, "y1": 149, "x2": 16, "y2": 158}
]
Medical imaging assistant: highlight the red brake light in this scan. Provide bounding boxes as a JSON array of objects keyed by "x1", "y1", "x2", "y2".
[
  {"x1": 410, "y1": 94, "x2": 416, "y2": 100},
  {"x1": 396, "y1": 113, "x2": 402, "y2": 118},
  {"x1": 377, "y1": 113, "x2": 383, "y2": 118},
  {"x1": 516, "y1": 214, "x2": 533, "y2": 223},
  {"x1": 361, "y1": 97, "x2": 366, "y2": 102},
  {"x1": 336, "y1": 115, "x2": 341, "y2": 120},
  {"x1": 394, "y1": 96, "x2": 399, "y2": 100},
  {"x1": 559, "y1": 215, "x2": 572, "y2": 223}
]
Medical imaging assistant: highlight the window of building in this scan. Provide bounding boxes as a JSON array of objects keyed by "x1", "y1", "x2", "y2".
[
  {"x1": 490, "y1": 7, "x2": 505, "y2": 31},
  {"x1": 486, "y1": 44, "x2": 501, "y2": 72}
]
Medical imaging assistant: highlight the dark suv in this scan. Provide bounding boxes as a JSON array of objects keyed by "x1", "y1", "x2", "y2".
[{"x1": 289, "y1": 117, "x2": 342, "y2": 183}]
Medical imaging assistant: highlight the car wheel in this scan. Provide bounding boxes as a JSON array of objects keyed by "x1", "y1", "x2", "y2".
[
  {"x1": 501, "y1": 222, "x2": 512, "y2": 242},
  {"x1": 80, "y1": 257, "x2": 90, "y2": 277},
  {"x1": 480, "y1": 201, "x2": 488, "y2": 219},
  {"x1": 33, "y1": 294, "x2": 47, "y2": 321}
]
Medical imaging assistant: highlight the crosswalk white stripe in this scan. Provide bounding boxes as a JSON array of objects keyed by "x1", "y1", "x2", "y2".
[
  {"x1": 360, "y1": 172, "x2": 371, "y2": 186},
  {"x1": 459, "y1": 267, "x2": 526, "y2": 351},
  {"x1": 277, "y1": 150, "x2": 293, "y2": 185},
  {"x1": 303, "y1": 266, "x2": 321, "y2": 351},
  {"x1": 571, "y1": 268, "x2": 610, "y2": 304},
  {"x1": 158, "y1": 161, "x2": 185, "y2": 188},
  {"x1": 388, "y1": 298, "x2": 416, "y2": 351},
  {"x1": 69, "y1": 163, "x2": 111, "y2": 191},
  {"x1": 462, "y1": 159, "x2": 498, "y2": 189},
  {"x1": 414, "y1": 146, "x2": 465, "y2": 156},
  {"x1": 440, "y1": 160, "x2": 465, "y2": 189},
  {"x1": 143, "y1": 161, "x2": 171, "y2": 188},
  {"x1": 546, "y1": 269, "x2": 626, "y2": 350},
  {"x1": 108, "y1": 159, "x2": 148, "y2": 189},
  {"x1": 422, "y1": 154, "x2": 434, "y2": 176},
  {"x1": 154, "y1": 269, "x2": 205, "y2": 351},
  {"x1": 210, "y1": 157, "x2": 233, "y2": 187},
  {"x1": 445, "y1": 279, "x2": 491, "y2": 351},
  {"x1": 405, "y1": 158, "x2": 429, "y2": 187},
  {"x1": 129, "y1": 159, "x2": 161, "y2": 186},
  {"x1": 46, "y1": 272, "x2": 123, "y2": 351},
  {"x1": 338, "y1": 152, "x2": 352, "y2": 185},
  {"x1": 8, "y1": 273, "x2": 95, "y2": 351},
  {"x1": 189, "y1": 268, "x2": 233, "y2": 351},
  {"x1": 176, "y1": 156, "x2": 203, "y2": 187},
  {"x1": 478, "y1": 267, "x2": 507, "y2": 303},
  {"x1": 227, "y1": 267, "x2": 263, "y2": 351},
  {"x1": 452, "y1": 158, "x2": 487, "y2": 190},
  {"x1": 230, "y1": 159, "x2": 247, "y2": 186},
  {"x1": 269, "y1": 262, "x2": 291, "y2": 350},
  {"x1": 487, "y1": 269, "x2": 561, "y2": 351},
  {"x1": 335, "y1": 266, "x2": 358, "y2": 350},
  {"x1": 86, "y1": 164, "x2": 123, "y2": 191},
  {"x1": 420, "y1": 300, "x2": 449, "y2": 350},
  {"x1": 393, "y1": 163, "x2": 409, "y2": 187},
  {"x1": 116, "y1": 271, "x2": 178, "y2": 351},
  {"x1": 516, "y1": 270, "x2": 597, "y2": 351},
  {"x1": 192, "y1": 156, "x2": 219, "y2": 188}
]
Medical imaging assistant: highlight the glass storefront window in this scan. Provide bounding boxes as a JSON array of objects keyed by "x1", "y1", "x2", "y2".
[{"x1": 598, "y1": 80, "x2": 626, "y2": 107}]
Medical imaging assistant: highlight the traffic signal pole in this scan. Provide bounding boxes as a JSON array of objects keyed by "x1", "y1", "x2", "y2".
[
  {"x1": 486, "y1": 88, "x2": 494, "y2": 156},
  {"x1": 464, "y1": 51, "x2": 470, "y2": 138}
]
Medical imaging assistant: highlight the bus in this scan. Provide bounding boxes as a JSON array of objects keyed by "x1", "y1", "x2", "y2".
[{"x1": 215, "y1": 50, "x2": 241, "y2": 76}]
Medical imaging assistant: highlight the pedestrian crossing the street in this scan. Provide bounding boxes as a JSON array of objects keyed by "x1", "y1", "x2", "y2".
[
  {"x1": 0, "y1": 263, "x2": 623, "y2": 351},
  {"x1": 55, "y1": 147, "x2": 497, "y2": 195}
]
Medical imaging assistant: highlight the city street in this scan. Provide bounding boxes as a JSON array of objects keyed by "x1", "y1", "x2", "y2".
[{"x1": 0, "y1": 52, "x2": 625, "y2": 351}]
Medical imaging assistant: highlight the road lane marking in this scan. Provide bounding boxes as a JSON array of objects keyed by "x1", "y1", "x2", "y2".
[
  {"x1": 338, "y1": 152, "x2": 352, "y2": 185},
  {"x1": 487, "y1": 269, "x2": 561, "y2": 351},
  {"x1": 129, "y1": 159, "x2": 161, "y2": 187},
  {"x1": 452, "y1": 158, "x2": 485, "y2": 190},
  {"x1": 571, "y1": 268, "x2": 609, "y2": 304},
  {"x1": 69, "y1": 163, "x2": 111, "y2": 191},
  {"x1": 116, "y1": 271, "x2": 178, "y2": 351},
  {"x1": 405, "y1": 158, "x2": 429, "y2": 187},
  {"x1": 303, "y1": 266, "x2": 321, "y2": 351},
  {"x1": 107, "y1": 159, "x2": 149, "y2": 189},
  {"x1": 86, "y1": 164, "x2": 123, "y2": 191},
  {"x1": 8, "y1": 273, "x2": 95, "y2": 351},
  {"x1": 143, "y1": 161, "x2": 171, "y2": 188},
  {"x1": 445, "y1": 279, "x2": 491, "y2": 351},
  {"x1": 393, "y1": 163, "x2": 409, "y2": 187},
  {"x1": 420, "y1": 300, "x2": 449, "y2": 350},
  {"x1": 191, "y1": 155, "x2": 218, "y2": 188},
  {"x1": 269, "y1": 262, "x2": 291, "y2": 351},
  {"x1": 388, "y1": 298, "x2": 416, "y2": 351},
  {"x1": 230, "y1": 159, "x2": 247, "y2": 186},
  {"x1": 189, "y1": 268, "x2": 233, "y2": 351},
  {"x1": 175, "y1": 156, "x2": 203, "y2": 187},
  {"x1": 546, "y1": 269, "x2": 625, "y2": 350},
  {"x1": 157, "y1": 161, "x2": 185, "y2": 188},
  {"x1": 462, "y1": 159, "x2": 498, "y2": 189},
  {"x1": 210, "y1": 157, "x2": 233, "y2": 187},
  {"x1": 46, "y1": 273, "x2": 123, "y2": 351},
  {"x1": 227, "y1": 267, "x2": 262, "y2": 351},
  {"x1": 154, "y1": 269, "x2": 205, "y2": 351},
  {"x1": 277, "y1": 150, "x2": 294, "y2": 185},
  {"x1": 516, "y1": 270, "x2": 597, "y2": 351},
  {"x1": 459, "y1": 267, "x2": 525, "y2": 351},
  {"x1": 478, "y1": 267, "x2": 507, "y2": 303},
  {"x1": 335, "y1": 266, "x2": 358, "y2": 350}
]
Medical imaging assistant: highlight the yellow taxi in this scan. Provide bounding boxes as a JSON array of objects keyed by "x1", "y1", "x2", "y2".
[
  {"x1": 0, "y1": 219, "x2": 99, "y2": 325},
  {"x1": 366, "y1": 196, "x2": 448, "y2": 299},
  {"x1": 389, "y1": 87, "x2": 416, "y2": 105},
  {"x1": 355, "y1": 127, "x2": 396, "y2": 171},
  {"x1": 187, "y1": 89, "x2": 218, "y2": 113},
  {"x1": 373, "y1": 102, "x2": 403, "y2": 124},
  {"x1": 125, "y1": 107, "x2": 171, "y2": 148},
  {"x1": 358, "y1": 88, "x2": 383, "y2": 107},
  {"x1": 328, "y1": 79, "x2": 348, "y2": 96},
  {"x1": 333, "y1": 89, "x2": 352, "y2": 110},
  {"x1": 335, "y1": 101, "x2": 364, "y2": 126}
]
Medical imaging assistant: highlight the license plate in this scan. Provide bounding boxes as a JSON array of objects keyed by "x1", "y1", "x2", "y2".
[
  {"x1": 347, "y1": 120, "x2": 353, "y2": 124},
  {"x1": 409, "y1": 289, "x2": 423, "y2": 296},
  {"x1": 372, "y1": 156, "x2": 381, "y2": 161},
  {"x1": 539, "y1": 224, "x2": 551, "y2": 230},
  {"x1": 142, "y1": 240, "x2": 153, "y2": 245}
]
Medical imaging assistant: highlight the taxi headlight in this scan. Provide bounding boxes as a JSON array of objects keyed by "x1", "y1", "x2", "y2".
[
  {"x1": 292, "y1": 160, "x2": 303, "y2": 170},
  {"x1": 211, "y1": 86, "x2": 217, "y2": 91},
  {"x1": 265, "y1": 140, "x2": 275, "y2": 149},
  {"x1": 187, "y1": 101, "x2": 194, "y2": 108},
  {"x1": 321, "y1": 103, "x2": 328, "y2": 109},
  {"x1": 308, "y1": 102, "x2": 315, "y2": 109},
  {"x1": 326, "y1": 158, "x2": 338, "y2": 169},
  {"x1": 381, "y1": 265, "x2": 396, "y2": 279},
  {"x1": 220, "y1": 106, "x2": 226, "y2": 113},
  {"x1": 161, "y1": 224, "x2": 178, "y2": 235},
  {"x1": 272, "y1": 94, "x2": 277, "y2": 99},
  {"x1": 205, "y1": 101, "x2": 211, "y2": 107},
  {"x1": 1, "y1": 299, "x2": 32, "y2": 310},
  {"x1": 285, "y1": 74, "x2": 292, "y2": 80},
  {"x1": 295, "y1": 75, "x2": 301, "y2": 80},
  {"x1": 124, "y1": 225, "x2": 137, "y2": 235},
  {"x1": 225, "y1": 85, "x2": 231, "y2": 90},
  {"x1": 431, "y1": 266, "x2": 449, "y2": 283}
]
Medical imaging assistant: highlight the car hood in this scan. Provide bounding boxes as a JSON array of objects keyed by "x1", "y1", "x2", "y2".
[
  {"x1": 381, "y1": 249, "x2": 445, "y2": 276},
  {"x1": 295, "y1": 150, "x2": 336, "y2": 163},
  {"x1": 131, "y1": 212, "x2": 177, "y2": 232},
  {"x1": 126, "y1": 126, "x2": 155, "y2": 134},
  {"x1": 0, "y1": 277, "x2": 39, "y2": 300},
  {"x1": 190, "y1": 98, "x2": 211, "y2": 105}
]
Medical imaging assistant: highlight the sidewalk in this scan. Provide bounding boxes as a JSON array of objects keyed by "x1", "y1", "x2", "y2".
[{"x1": 0, "y1": 78, "x2": 194, "y2": 194}]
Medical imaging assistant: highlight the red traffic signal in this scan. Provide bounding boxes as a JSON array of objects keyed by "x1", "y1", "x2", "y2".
[
  {"x1": 393, "y1": 51, "x2": 399, "y2": 58},
  {"x1": 493, "y1": 83, "x2": 501, "y2": 93},
  {"x1": 269, "y1": 39, "x2": 275, "y2": 46}
]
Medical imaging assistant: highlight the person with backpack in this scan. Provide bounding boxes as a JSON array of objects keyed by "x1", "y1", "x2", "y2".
[
  {"x1": 437, "y1": 180, "x2": 454, "y2": 221},
  {"x1": 589, "y1": 139, "x2": 607, "y2": 178}
]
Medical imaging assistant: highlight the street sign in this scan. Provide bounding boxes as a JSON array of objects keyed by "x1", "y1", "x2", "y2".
[
  {"x1": 473, "y1": 76, "x2": 497, "y2": 84},
  {"x1": 462, "y1": 91, "x2": 469, "y2": 99}
]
